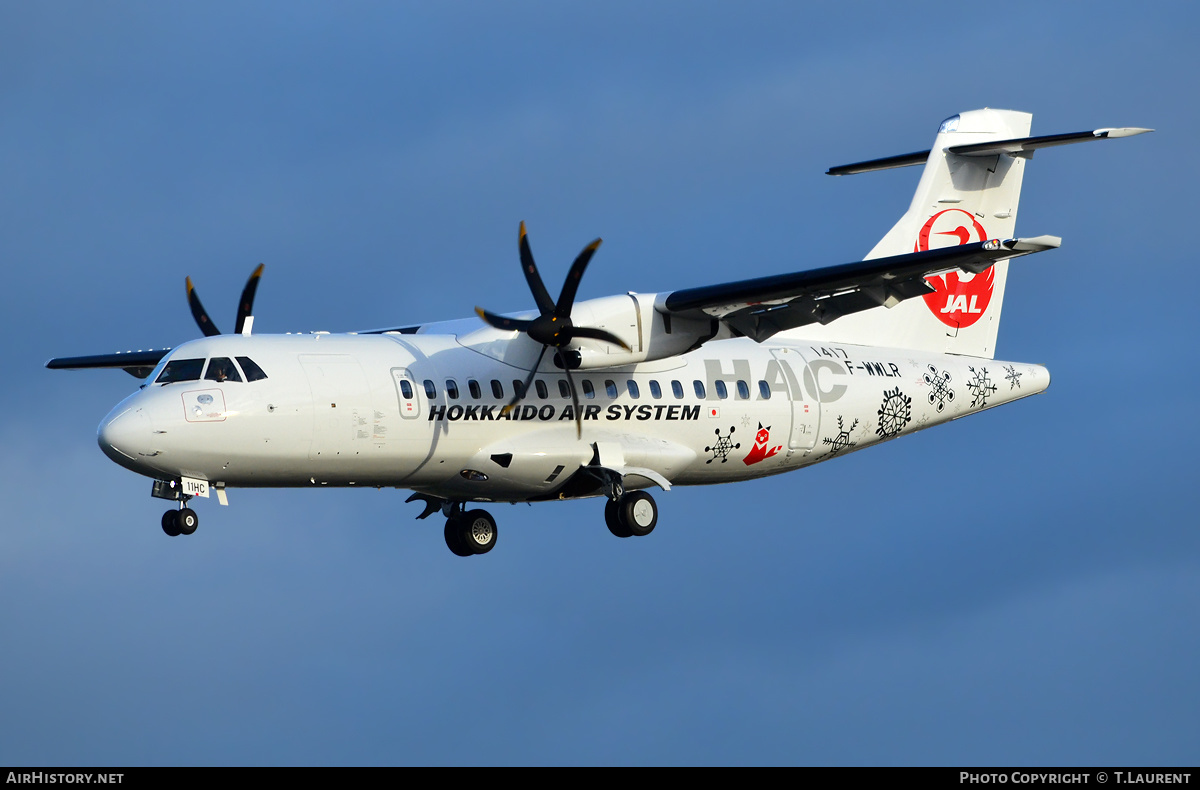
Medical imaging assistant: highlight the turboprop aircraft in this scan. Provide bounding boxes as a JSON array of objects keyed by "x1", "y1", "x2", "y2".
[{"x1": 48, "y1": 109, "x2": 1149, "y2": 556}]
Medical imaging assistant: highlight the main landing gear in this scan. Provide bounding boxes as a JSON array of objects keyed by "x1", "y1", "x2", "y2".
[
  {"x1": 437, "y1": 493, "x2": 657, "y2": 556},
  {"x1": 161, "y1": 506, "x2": 199, "y2": 537},
  {"x1": 605, "y1": 490, "x2": 658, "y2": 539},
  {"x1": 410, "y1": 486, "x2": 660, "y2": 557},
  {"x1": 444, "y1": 508, "x2": 498, "y2": 556}
]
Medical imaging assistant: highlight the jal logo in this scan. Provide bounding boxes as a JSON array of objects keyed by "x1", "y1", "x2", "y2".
[
  {"x1": 915, "y1": 209, "x2": 993, "y2": 329},
  {"x1": 742, "y1": 423, "x2": 782, "y2": 466}
]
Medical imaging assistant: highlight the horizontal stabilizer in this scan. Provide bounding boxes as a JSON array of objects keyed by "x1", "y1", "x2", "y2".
[
  {"x1": 46, "y1": 349, "x2": 171, "y2": 378},
  {"x1": 947, "y1": 127, "x2": 1153, "y2": 158},
  {"x1": 826, "y1": 150, "x2": 930, "y2": 176},
  {"x1": 828, "y1": 126, "x2": 1152, "y2": 175}
]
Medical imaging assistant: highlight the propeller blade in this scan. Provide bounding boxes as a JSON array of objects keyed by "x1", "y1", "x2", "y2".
[
  {"x1": 555, "y1": 348, "x2": 583, "y2": 439},
  {"x1": 554, "y1": 239, "x2": 601, "y2": 319},
  {"x1": 567, "y1": 325, "x2": 631, "y2": 352},
  {"x1": 234, "y1": 264, "x2": 265, "y2": 335},
  {"x1": 501, "y1": 345, "x2": 548, "y2": 416},
  {"x1": 186, "y1": 277, "x2": 222, "y2": 337},
  {"x1": 519, "y1": 222, "x2": 557, "y2": 315},
  {"x1": 475, "y1": 307, "x2": 535, "y2": 332}
]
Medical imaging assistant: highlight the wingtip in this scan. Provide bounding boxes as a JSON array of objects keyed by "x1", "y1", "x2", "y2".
[{"x1": 1096, "y1": 127, "x2": 1155, "y2": 138}]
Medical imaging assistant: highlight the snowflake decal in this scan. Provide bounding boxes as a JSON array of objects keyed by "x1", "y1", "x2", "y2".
[
  {"x1": 922, "y1": 365, "x2": 955, "y2": 413},
  {"x1": 704, "y1": 427, "x2": 740, "y2": 464},
  {"x1": 822, "y1": 416, "x2": 859, "y2": 457},
  {"x1": 1004, "y1": 365, "x2": 1022, "y2": 390},
  {"x1": 967, "y1": 366, "x2": 998, "y2": 408},
  {"x1": 876, "y1": 388, "x2": 912, "y2": 438}
]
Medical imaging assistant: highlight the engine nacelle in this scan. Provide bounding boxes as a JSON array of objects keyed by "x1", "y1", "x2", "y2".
[
  {"x1": 452, "y1": 293, "x2": 724, "y2": 371},
  {"x1": 569, "y1": 294, "x2": 717, "y2": 369}
]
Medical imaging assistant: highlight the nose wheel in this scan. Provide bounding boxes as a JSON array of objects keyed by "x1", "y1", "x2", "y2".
[
  {"x1": 161, "y1": 507, "x2": 198, "y2": 537},
  {"x1": 444, "y1": 509, "x2": 497, "y2": 556},
  {"x1": 605, "y1": 490, "x2": 658, "y2": 538}
]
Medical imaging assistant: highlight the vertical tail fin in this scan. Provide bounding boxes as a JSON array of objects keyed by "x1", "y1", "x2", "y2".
[
  {"x1": 864, "y1": 109, "x2": 1031, "y2": 261},
  {"x1": 813, "y1": 109, "x2": 1031, "y2": 358},
  {"x1": 805, "y1": 110, "x2": 1149, "y2": 358}
]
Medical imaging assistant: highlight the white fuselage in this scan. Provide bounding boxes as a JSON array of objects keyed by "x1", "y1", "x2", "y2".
[{"x1": 98, "y1": 324, "x2": 1048, "y2": 503}]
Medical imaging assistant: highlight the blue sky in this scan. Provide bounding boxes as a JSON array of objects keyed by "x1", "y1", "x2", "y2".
[{"x1": 2, "y1": 1, "x2": 1196, "y2": 766}]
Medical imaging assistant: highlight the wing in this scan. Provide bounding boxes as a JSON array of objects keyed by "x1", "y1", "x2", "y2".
[
  {"x1": 660, "y1": 236, "x2": 1061, "y2": 342},
  {"x1": 45, "y1": 349, "x2": 172, "y2": 379}
]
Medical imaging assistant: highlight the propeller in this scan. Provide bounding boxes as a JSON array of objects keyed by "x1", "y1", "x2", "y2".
[
  {"x1": 476, "y1": 222, "x2": 630, "y2": 438},
  {"x1": 186, "y1": 264, "x2": 265, "y2": 337}
]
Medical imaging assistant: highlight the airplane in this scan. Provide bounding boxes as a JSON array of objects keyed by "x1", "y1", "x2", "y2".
[{"x1": 47, "y1": 108, "x2": 1150, "y2": 556}]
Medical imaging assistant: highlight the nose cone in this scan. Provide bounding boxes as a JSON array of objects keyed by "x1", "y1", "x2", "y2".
[{"x1": 98, "y1": 406, "x2": 155, "y2": 472}]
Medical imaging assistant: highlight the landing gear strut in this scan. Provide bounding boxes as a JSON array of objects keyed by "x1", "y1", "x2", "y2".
[
  {"x1": 153, "y1": 480, "x2": 199, "y2": 537},
  {"x1": 444, "y1": 507, "x2": 497, "y2": 556},
  {"x1": 605, "y1": 490, "x2": 658, "y2": 539}
]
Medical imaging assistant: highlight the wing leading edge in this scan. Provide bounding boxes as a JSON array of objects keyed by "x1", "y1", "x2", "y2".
[{"x1": 660, "y1": 236, "x2": 1061, "y2": 343}]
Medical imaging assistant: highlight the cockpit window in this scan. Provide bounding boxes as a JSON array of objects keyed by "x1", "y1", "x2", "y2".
[
  {"x1": 235, "y1": 356, "x2": 268, "y2": 382},
  {"x1": 155, "y1": 358, "x2": 205, "y2": 384},
  {"x1": 205, "y1": 357, "x2": 243, "y2": 383}
]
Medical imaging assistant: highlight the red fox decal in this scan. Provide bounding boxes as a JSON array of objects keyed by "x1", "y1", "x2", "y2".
[{"x1": 743, "y1": 423, "x2": 782, "y2": 466}]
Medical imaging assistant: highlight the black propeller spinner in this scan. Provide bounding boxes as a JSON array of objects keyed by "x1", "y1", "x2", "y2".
[
  {"x1": 186, "y1": 264, "x2": 265, "y2": 336},
  {"x1": 476, "y1": 222, "x2": 630, "y2": 437}
]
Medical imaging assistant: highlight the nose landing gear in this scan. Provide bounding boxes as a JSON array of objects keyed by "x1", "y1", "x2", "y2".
[
  {"x1": 152, "y1": 479, "x2": 200, "y2": 537},
  {"x1": 161, "y1": 506, "x2": 198, "y2": 537}
]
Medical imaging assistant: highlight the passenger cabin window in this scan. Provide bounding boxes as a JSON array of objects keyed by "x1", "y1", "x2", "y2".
[
  {"x1": 649, "y1": 380, "x2": 662, "y2": 399},
  {"x1": 627, "y1": 380, "x2": 640, "y2": 399},
  {"x1": 424, "y1": 380, "x2": 437, "y2": 399},
  {"x1": 582, "y1": 380, "x2": 595, "y2": 399},
  {"x1": 236, "y1": 356, "x2": 268, "y2": 382},
  {"x1": 445, "y1": 379, "x2": 460, "y2": 399},
  {"x1": 535, "y1": 380, "x2": 548, "y2": 399},
  {"x1": 693, "y1": 380, "x2": 706, "y2": 399},
  {"x1": 491, "y1": 380, "x2": 504, "y2": 399},
  {"x1": 758, "y1": 380, "x2": 771, "y2": 400},
  {"x1": 400, "y1": 380, "x2": 414, "y2": 399},
  {"x1": 156, "y1": 358, "x2": 205, "y2": 384},
  {"x1": 605, "y1": 380, "x2": 618, "y2": 399},
  {"x1": 205, "y1": 357, "x2": 242, "y2": 383},
  {"x1": 468, "y1": 379, "x2": 482, "y2": 399},
  {"x1": 737, "y1": 380, "x2": 750, "y2": 400},
  {"x1": 714, "y1": 380, "x2": 727, "y2": 400},
  {"x1": 671, "y1": 380, "x2": 684, "y2": 399},
  {"x1": 558, "y1": 380, "x2": 571, "y2": 399},
  {"x1": 512, "y1": 380, "x2": 526, "y2": 399}
]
